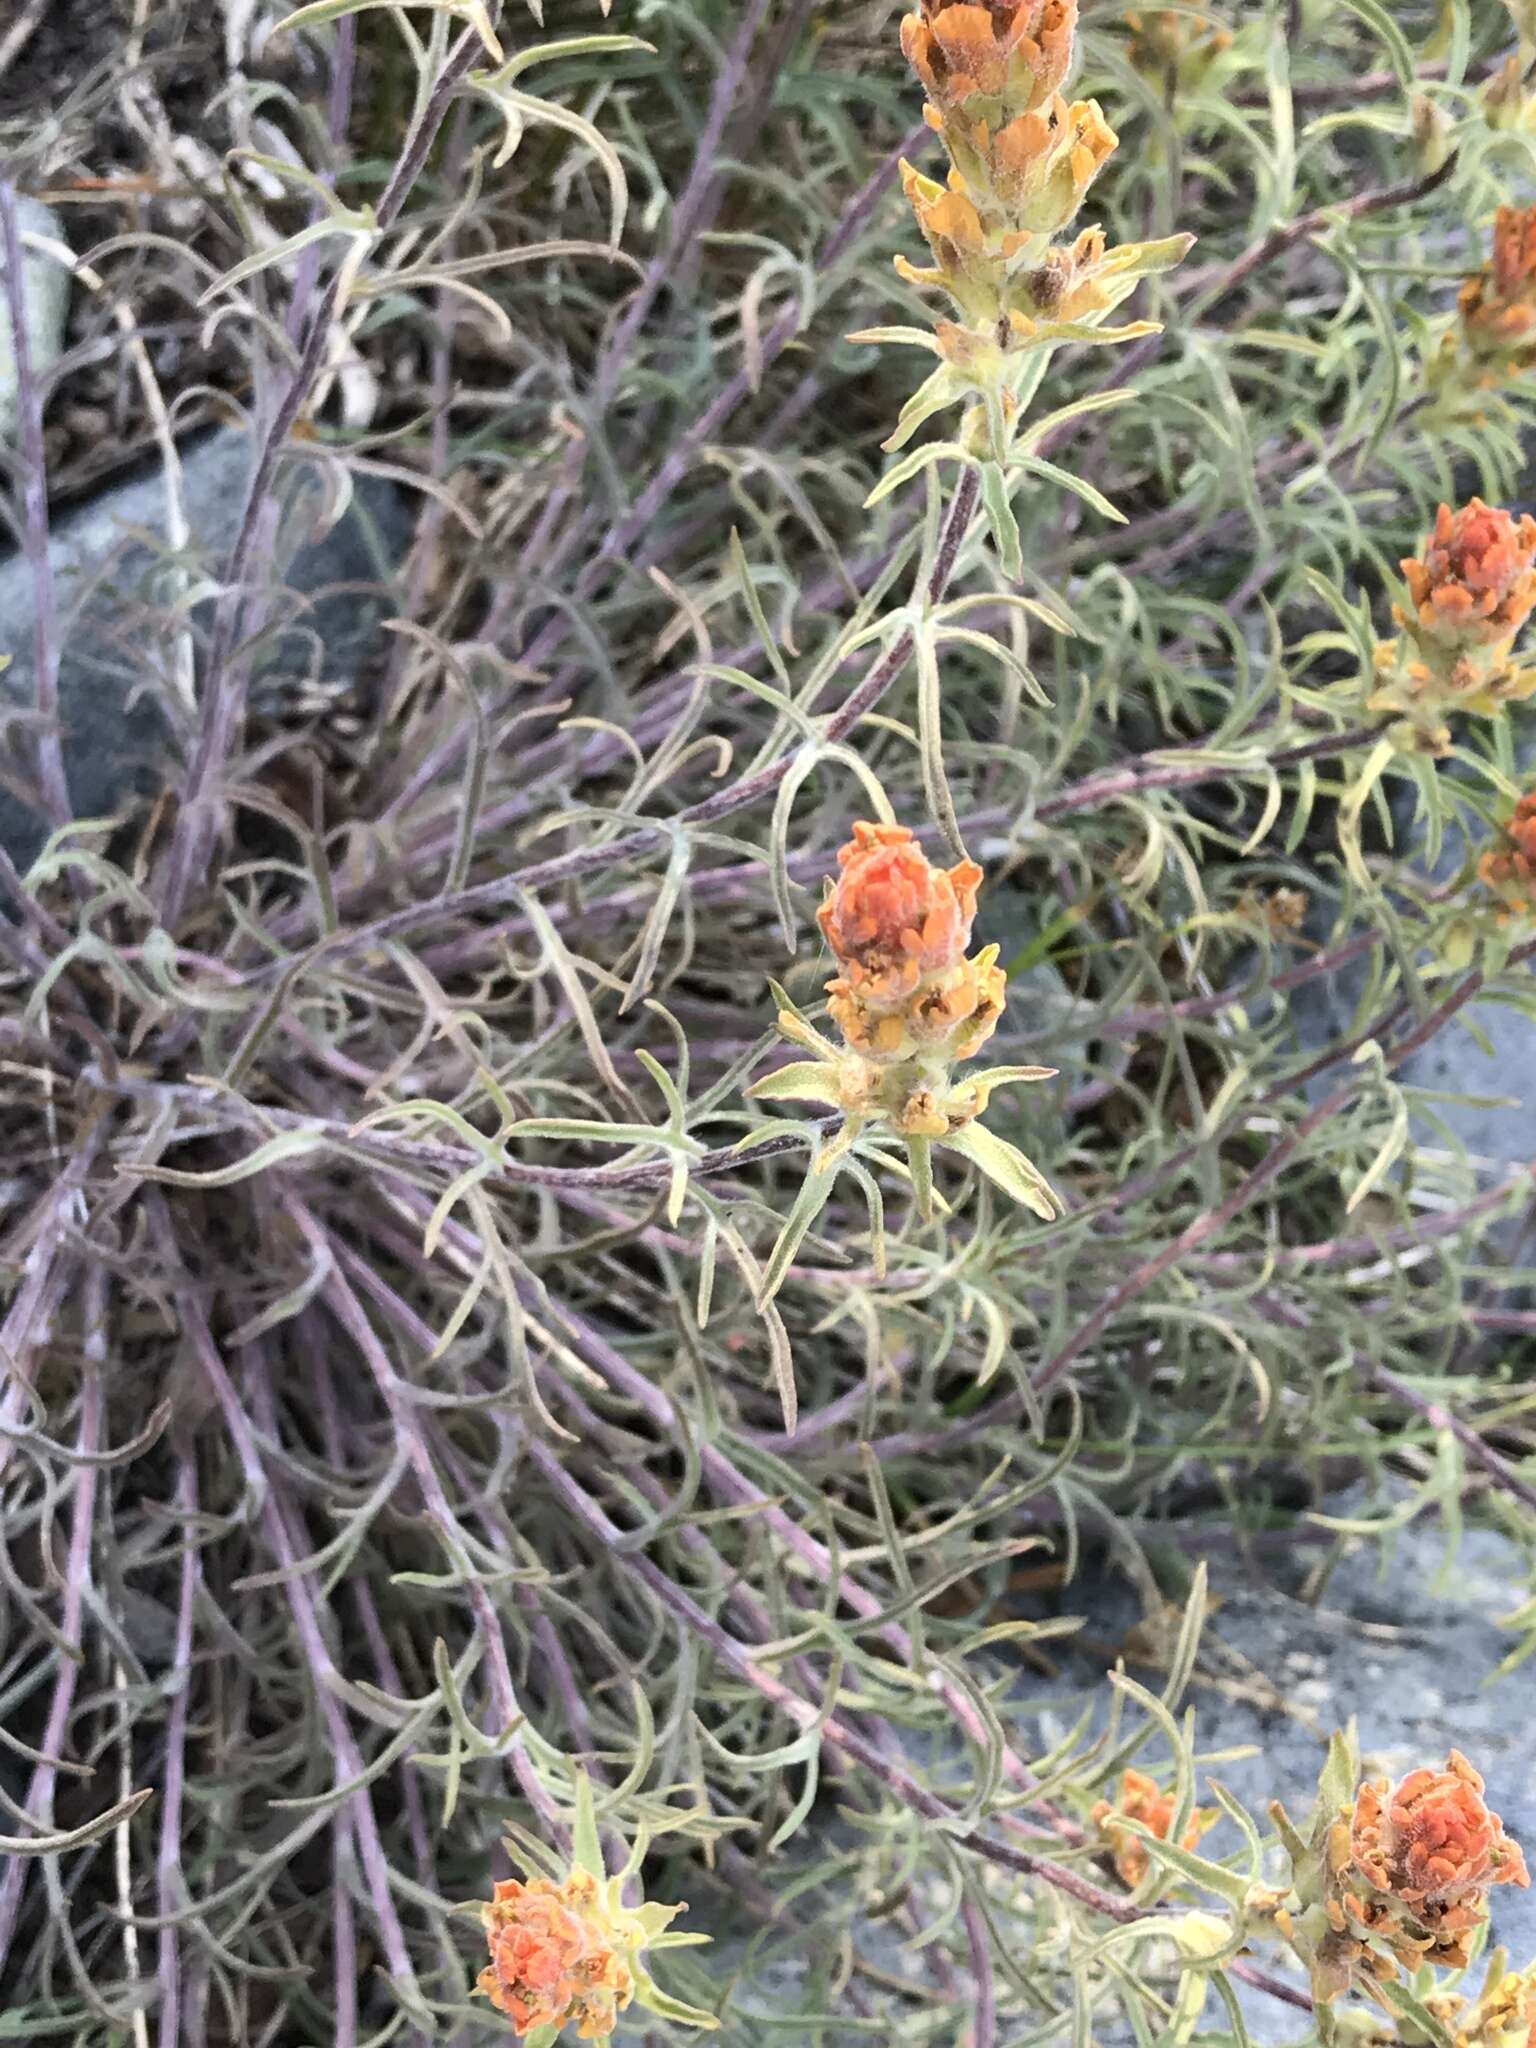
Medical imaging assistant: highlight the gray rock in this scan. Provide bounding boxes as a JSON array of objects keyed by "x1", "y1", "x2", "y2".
[
  {"x1": 0, "y1": 426, "x2": 415, "y2": 866},
  {"x1": 0, "y1": 196, "x2": 69, "y2": 444}
]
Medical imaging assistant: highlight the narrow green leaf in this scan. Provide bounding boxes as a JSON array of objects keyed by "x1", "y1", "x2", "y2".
[
  {"x1": 571, "y1": 1771, "x2": 604, "y2": 1881},
  {"x1": 940, "y1": 1122, "x2": 1059, "y2": 1221},
  {"x1": 746, "y1": 1061, "x2": 843, "y2": 1105},
  {"x1": 979, "y1": 460, "x2": 1023, "y2": 581},
  {"x1": 758, "y1": 1162, "x2": 839, "y2": 1305}
]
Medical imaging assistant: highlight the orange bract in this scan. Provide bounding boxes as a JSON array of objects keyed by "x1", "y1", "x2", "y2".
[
  {"x1": 1091, "y1": 1768, "x2": 1217, "y2": 1888},
  {"x1": 1492, "y1": 205, "x2": 1536, "y2": 302},
  {"x1": 1480, "y1": 791, "x2": 1536, "y2": 915},
  {"x1": 818, "y1": 822, "x2": 981, "y2": 1006},
  {"x1": 901, "y1": 0, "x2": 1077, "y2": 118},
  {"x1": 1402, "y1": 500, "x2": 1536, "y2": 649},
  {"x1": 816, "y1": 823, "x2": 1006, "y2": 1071},
  {"x1": 478, "y1": 1872, "x2": 635, "y2": 2040},
  {"x1": 1460, "y1": 206, "x2": 1536, "y2": 367}
]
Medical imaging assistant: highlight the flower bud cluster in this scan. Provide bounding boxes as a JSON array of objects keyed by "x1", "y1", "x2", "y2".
[
  {"x1": 479, "y1": 1872, "x2": 638, "y2": 2039},
  {"x1": 750, "y1": 823, "x2": 1058, "y2": 1232},
  {"x1": 1478, "y1": 790, "x2": 1536, "y2": 925},
  {"x1": 782, "y1": 822, "x2": 1013, "y2": 1144}
]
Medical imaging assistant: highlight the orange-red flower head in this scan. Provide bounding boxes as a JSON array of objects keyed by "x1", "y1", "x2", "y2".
[
  {"x1": 901, "y1": 0, "x2": 1078, "y2": 120},
  {"x1": 1092, "y1": 1769, "x2": 1218, "y2": 1889},
  {"x1": 1402, "y1": 500, "x2": 1536, "y2": 651},
  {"x1": 1343, "y1": 1752, "x2": 1530, "y2": 1969},
  {"x1": 479, "y1": 1872, "x2": 635, "y2": 2040},
  {"x1": 819, "y1": 822, "x2": 981, "y2": 1005},
  {"x1": 817, "y1": 823, "x2": 1006, "y2": 1068}
]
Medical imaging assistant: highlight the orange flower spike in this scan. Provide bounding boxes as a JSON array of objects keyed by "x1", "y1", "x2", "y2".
[
  {"x1": 1351, "y1": 1752, "x2": 1531, "y2": 1913},
  {"x1": 818, "y1": 822, "x2": 981, "y2": 1009},
  {"x1": 479, "y1": 1872, "x2": 636, "y2": 2040},
  {"x1": 1402, "y1": 500, "x2": 1536, "y2": 650}
]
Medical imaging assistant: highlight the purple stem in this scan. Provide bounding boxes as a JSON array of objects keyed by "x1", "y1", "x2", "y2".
[
  {"x1": 158, "y1": 26, "x2": 484, "y2": 927},
  {"x1": 156, "y1": 1456, "x2": 199, "y2": 2048},
  {"x1": 1373, "y1": 1364, "x2": 1536, "y2": 1516},
  {"x1": 0, "y1": 1122, "x2": 106, "y2": 1481},
  {"x1": 242, "y1": 1340, "x2": 426, "y2": 2030},
  {"x1": 524, "y1": 1435, "x2": 1148, "y2": 1919},
  {"x1": 962, "y1": 1890, "x2": 997, "y2": 2048},
  {"x1": 292, "y1": 1200, "x2": 563, "y2": 1834},
  {"x1": 368, "y1": 1179, "x2": 1080, "y2": 1847},
  {"x1": 500, "y1": 122, "x2": 925, "y2": 674},
  {"x1": 229, "y1": 462, "x2": 981, "y2": 994},
  {"x1": 0, "y1": 1299, "x2": 102, "y2": 1957},
  {"x1": 592, "y1": 0, "x2": 779, "y2": 405},
  {"x1": 333, "y1": 1818, "x2": 359, "y2": 2048}
]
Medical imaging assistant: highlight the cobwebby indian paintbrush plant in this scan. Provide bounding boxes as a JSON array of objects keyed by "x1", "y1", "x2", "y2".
[
  {"x1": 862, "y1": 0, "x2": 1193, "y2": 473},
  {"x1": 747, "y1": 821, "x2": 1057, "y2": 1299},
  {"x1": 14, "y1": 0, "x2": 1536, "y2": 2042}
]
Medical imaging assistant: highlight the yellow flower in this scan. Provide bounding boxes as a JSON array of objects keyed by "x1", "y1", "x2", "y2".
[{"x1": 1455, "y1": 1957, "x2": 1536, "y2": 2048}]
